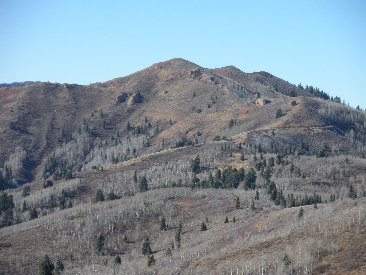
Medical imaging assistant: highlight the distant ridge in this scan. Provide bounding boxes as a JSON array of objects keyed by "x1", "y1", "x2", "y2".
[{"x1": 0, "y1": 81, "x2": 41, "y2": 88}]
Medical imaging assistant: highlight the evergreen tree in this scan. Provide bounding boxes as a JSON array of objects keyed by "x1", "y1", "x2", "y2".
[
  {"x1": 165, "y1": 248, "x2": 172, "y2": 256},
  {"x1": 235, "y1": 197, "x2": 240, "y2": 209},
  {"x1": 58, "y1": 197, "x2": 66, "y2": 210},
  {"x1": 138, "y1": 176, "x2": 148, "y2": 192},
  {"x1": 22, "y1": 200, "x2": 27, "y2": 212},
  {"x1": 349, "y1": 185, "x2": 357, "y2": 199},
  {"x1": 147, "y1": 255, "x2": 155, "y2": 267},
  {"x1": 191, "y1": 156, "x2": 201, "y2": 174},
  {"x1": 22, "y1": 185, "x2": 30, "y2": 197},
  {"x1": 95, "y1": 189, "x2": 105, "y2": 202},
  {"x1": 142, "y1": 237, "x2": 152, "y2": 255},
  {"x1": 244, "y1": 168, "x2": 256, "y2": 190},
  {"x1": 0, "y1": 193, "x2": 14, "y2": 213},
  {"x1": 290, "y1": 163, "x2": 295, "y2": 173},
  {"x1": 1, "y1": 208, "x2": 13, "y2": 227},
  {"x1": 232, "y1": 217, "x2": 236, "y2": 223},
  {"x1": 250, "y1": 200, "x2": 255, "y2": 211},
  {"x1": 160, "y1": 216, "x2": 167, "y2": 230},
  {"x1": 39, "y1": 255, "x2": 54, "y2": 275},
  {"x1": 255, "y1": 190, "x2": 259, "y2": 200},
  {"x1": 283, "y1": 254, "x2": 291, "y2": 267},
  {"x1": 55, "y1": 259, "x2": 64, "y2": 274},
  {"x1": 298, "y1": 207, "x2": 304, "y2": 218},
  {"x1": 175, "y1": 223, "x2": 182, "y2": 248},
  {"x1": 224, "y1": 216, "x2": 229, "y2": 223},
  {"x1": 133, "y1": 171, "x2": 138, "y2": 183},
  {"x1": 276, "y1": 108, "x2": 283, "y2": 118},
  {"x1": 95, "y1": 234, "x2": 105, "y2": 254},
  {"x1": 30, "y1": 208, "x2": 38, "y2": 219},
  {"x1": 200, "y1": 222, "x2": 207, "y2": 231},
  {"x1": 114, "y1": 255, "x2": 121, "y2": 265},
  {"x1": 107, "y1": 192, "x2": 118, "y2": 201}
]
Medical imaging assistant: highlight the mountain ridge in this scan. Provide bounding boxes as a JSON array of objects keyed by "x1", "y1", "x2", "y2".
[{"x1": 0, "y1": 58, "x2": 364, "y2": 184}]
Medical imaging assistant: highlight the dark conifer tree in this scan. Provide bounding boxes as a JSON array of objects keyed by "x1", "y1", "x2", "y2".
[
  {"x1": 160, "y1": 216, "x2": 167, "y2": 230},
  {"x1": 39, "y1": 255, "x2": 54, "y2": 275},
  {"x1": 142, "y1": 237, "x2": 152, "y2": 255},
  {"x1": 200, "y1": 222, "x2": 207, "y2": 231},
  {"x1": 138, "y1": 176, "x2": 148, "y2": 192}
]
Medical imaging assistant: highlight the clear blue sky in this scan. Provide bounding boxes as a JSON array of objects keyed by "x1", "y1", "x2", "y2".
[{"x1": 1, "y1": 0, "x2": 365, "y2": 108}]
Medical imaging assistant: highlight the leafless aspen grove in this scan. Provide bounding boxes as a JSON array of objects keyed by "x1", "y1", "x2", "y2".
[{"x1": 1, "y1": 59, "x2": 366, "y2": 274}]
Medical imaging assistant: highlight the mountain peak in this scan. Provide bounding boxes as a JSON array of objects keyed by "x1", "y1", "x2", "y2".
[{"x1": 151, "y1": 58, "x2": 200, "y2": 71}]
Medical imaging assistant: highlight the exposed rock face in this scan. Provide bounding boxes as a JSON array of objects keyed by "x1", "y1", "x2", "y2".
[{"x1": 256, "y1": 98, "x2": 271, "y2": 106}]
